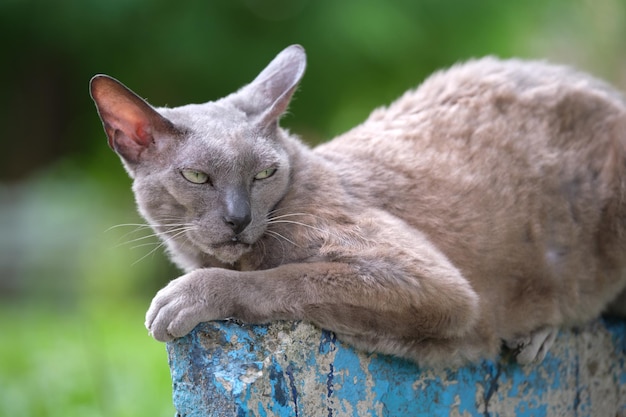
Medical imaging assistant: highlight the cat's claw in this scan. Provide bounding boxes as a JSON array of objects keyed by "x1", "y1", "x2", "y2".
[
  {"x1": 145, "y1": 293, "x2": 180, "y2": 342},
  {"x1": 505, "y1": 326, "x2": 558, "y2": 365},
  {"x1": 145, "y1": 270, "x2": 220, "y2": 342}
]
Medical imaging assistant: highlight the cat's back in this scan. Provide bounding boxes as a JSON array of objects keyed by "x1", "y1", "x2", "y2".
[
  {"x1": 315, "y1": 56, "x2": 626, "y2": 207},
  {"x1": 317, "y1": 56, "x2": 625, "y2": 162},
  {"x1": 313, "y1": 57, "x2": 626, "y2": 322}
]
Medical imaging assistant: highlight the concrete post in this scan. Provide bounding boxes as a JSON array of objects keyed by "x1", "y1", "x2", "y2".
[{"x1": 167, "y1": 318, "x2": 626, "y2": 416}]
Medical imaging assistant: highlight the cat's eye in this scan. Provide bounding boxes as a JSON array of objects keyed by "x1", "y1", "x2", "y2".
[
  {"x1": 254, "y1": 167, "x2": 277, "y2": 180},
  {"x1": 181, "y1": 169, "x2": 210, "y2": 184}
]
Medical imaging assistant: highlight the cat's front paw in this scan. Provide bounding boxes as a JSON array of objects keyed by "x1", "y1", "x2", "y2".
[{"x1": 145, "y1": 269, "x2": 230, "y2": 342}]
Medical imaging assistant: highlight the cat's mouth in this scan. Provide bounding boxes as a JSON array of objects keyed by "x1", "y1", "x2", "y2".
[
  {"x1": 203, "y1": 239, "x2": 252, "y2": 264},
  {"x1": 184, "y1": 228, "x2": 254, "y2": 264},
  {"x1": 211, "y1": 240, "x2": 250, "y2": 249}
]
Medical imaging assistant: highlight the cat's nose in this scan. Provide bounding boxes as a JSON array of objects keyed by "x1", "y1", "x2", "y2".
[
  {"x1": 223, "y1": 185, "x2": 252, "y2": 235},
  {"x1": 223, "y1": 213, "x2": 252, "y2": 235}
]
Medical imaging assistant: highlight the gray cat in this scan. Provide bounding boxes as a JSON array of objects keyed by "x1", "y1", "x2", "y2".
[{"x1": 90, "y1": 45, "x2": 626, "y2": 366}]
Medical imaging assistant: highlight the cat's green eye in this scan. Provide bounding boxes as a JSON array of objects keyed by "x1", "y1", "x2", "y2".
[
  {"x1": 181, "y1": 169, "x2": 210, "y2": 184},
  {"x1": 254, "y1": 167, "x2": 277, "y2": 180}
]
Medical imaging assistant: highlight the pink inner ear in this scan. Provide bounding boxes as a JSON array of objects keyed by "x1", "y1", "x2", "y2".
[
  {"x1": 91, "y1": 74, "x2": 178, "y2": 162},
  {"x1": 133, "y1": 121, "x2": 153, "y2": 146},
  {"x1": 102, "y1": 106, "x2": 155, "y2": 157},
  {"x1": 113, "y1": 106, "x2": 154, "y2": 147}
]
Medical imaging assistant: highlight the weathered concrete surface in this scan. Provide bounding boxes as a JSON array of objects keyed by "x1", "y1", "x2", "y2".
[{"x1": 167, "y1": 318, "x2": 626, "y2": 417}]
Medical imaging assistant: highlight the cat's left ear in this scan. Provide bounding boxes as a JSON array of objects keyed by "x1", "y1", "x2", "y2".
[
  {"x1": 234, "y1": 44, "x2": 307, "y2": 130},
  {"x1": 90, "y1": 75, "x2": 177, "y2": 164}
]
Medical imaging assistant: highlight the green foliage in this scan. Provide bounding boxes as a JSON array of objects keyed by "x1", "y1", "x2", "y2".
[
  {"x1": 0, "y1": 302, "x2": 174, "y2": 417},
  {"x1": 0, "y1": 0, "x2": 624, "y2": 415},
  {"x1": 2, "y1": 0, "x2": 624, "y2": 179}
]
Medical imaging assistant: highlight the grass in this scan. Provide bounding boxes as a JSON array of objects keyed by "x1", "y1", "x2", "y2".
[
  {"x1": 0, "y1": 300, "x2": 175, "y2": 417},
  {"x1": 0, "y1": 164, "x2": 182, "y2": 417}
]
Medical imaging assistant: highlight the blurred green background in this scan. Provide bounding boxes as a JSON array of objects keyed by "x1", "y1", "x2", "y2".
[{"x1": 0, "y1": 0, "x2": 624, "y2": 416}]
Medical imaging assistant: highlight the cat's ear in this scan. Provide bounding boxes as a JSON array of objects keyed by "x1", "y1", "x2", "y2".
[
  {"x1": 234, "y1": 44, "x2": 306, "y2": 130},
  {"x1": 90, "y1": 75, "x2": 176, "y2": 164}
]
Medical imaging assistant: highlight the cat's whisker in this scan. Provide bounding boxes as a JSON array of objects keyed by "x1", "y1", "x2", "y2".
[
  {"x1": 105, "y1": 220, "x2": 196, "y2": 263},
  {"x1": 263, "y1": 231, "x2": 289, "y2": 263},
  {"x1": 113, "y1": 234, "x2": 158, "y2": 248},
  {"x1": 131, "y1": 245, "x2": 165, "y2": 266},
  {"x1": 267, "y1": 219, "x2": 344, "y2": 240},
  {"x1": 267, "y1": 206, "x2": 325, "y2": 218},
  {"x1": 106, "y1": 221, "x2": 192, "y2": 238},
  {"x1": 150, "y1": 216, "x2": 186, "y2": 221},
  {"x1": 267, "y1": 210, "x2": 331, "y2": 229},
  {"x1": 150, "y1": 224, "x2": 197, "y2": 231},
  {"x1": 108, "y1": 228, "x2": 155, "y2": 249},
  {"x1": 131, "y1": 227, "x2": 193, "y2": 266},
  {"x1": 113, "y1": 231, "x2": 162, "y2": 247},
  {"x1": 113, "y1": 225, "x2": 195, "y2": 249},
  {"x1": 267, "y1": 212, "x2": 313, "y2": 221},
  {"x1": 265, "y1": 229, "x2": 301, "y2": 248},
  {"x1": 266, "y1": 209, "x2": 351, "y2": 242},
  {"x1": 270, "y1": 212, "x2": 368, "y2": 243},
  {"x1": 105, "y1": 223, "x2": 154, "y2": 232},
  {"x1": 124, "y1": 231, "x2": 188, "y2": 247},
  {"x1": 106, "y1": 223, "x2": 155, "y2": 245},
  {"x1": 129, "y1": 241, "x2": 163, "y2": 250},
  {"x1": 254, "y1": 235, "x2": 270, "y2": 261}
]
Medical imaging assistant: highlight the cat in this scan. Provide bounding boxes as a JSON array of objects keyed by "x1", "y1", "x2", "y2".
[{"x1": 90, "y1": 45, "x2": 626, "y2": 367}]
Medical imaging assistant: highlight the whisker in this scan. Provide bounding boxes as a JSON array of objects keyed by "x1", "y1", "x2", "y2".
[
  {"x1": 113, "y1": 225, "x2": 195, "y2": 248},
  {"x1": 267, "y1": 209, "x2": 330, "y2": 227},
  {"x1": 256, "y1": 236, "x2": 267, "y2": 257},
  {"x1": 264, "y1": 231, "x2": 289, "y2": 263},
  {"x1": 131, "y1": 227, "x2": 191, "y2": 266},
  {"x1": 105, "y1": 221, "x2": 193, "y2": 243},
  {"x1": 129, "y1": 241, "x2": 162, "y2": 250},
  {"x1": 112, "y1": 234, "x2": 159, "y2": 248},
  {"x1": 267, "y1": 206, "x2": 318, "y2": 216},
  {"x1": 269, "y1": 204, "x2": 334, "y2": 217},
  {"x1": 105, "y1": 223, "x2": 153, "y2": 232},
  {"x1": 105, "y1": 223, "x2": 154, "y2": 244},
  {"x1": 267, "y1": 212, "x2": 312, "y2": 220},
  {"x1": 267, "y1": 219, "x2": 337, "y2": 237},
  {"x1": 265, "y1": 230, "x2": 301, "y2": 248}
]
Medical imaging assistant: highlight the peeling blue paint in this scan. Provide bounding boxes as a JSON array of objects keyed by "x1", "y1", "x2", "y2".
[
  {"x1": 267, "y1": 357, "x2": 292, "y2": 414},
  {"x1": 167, "y1": 319, "x2": 626, "y2": 417}
]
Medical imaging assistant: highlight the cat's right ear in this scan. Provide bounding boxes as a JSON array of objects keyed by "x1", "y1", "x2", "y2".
[
  {"x1": 233, "y1": 44, "x2": 307, "y2": 131},
  {"x1": 90, "y1": 75, "x2": 176, "y2": 164}
]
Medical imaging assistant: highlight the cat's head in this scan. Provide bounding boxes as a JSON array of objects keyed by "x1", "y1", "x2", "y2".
[{"x1": 90, "y1": 45, "x2": 306, "y2": 267}]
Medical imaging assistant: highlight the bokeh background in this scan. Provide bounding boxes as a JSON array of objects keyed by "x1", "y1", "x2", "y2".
[{"x1": 1, "y1": 0, "x2": 625, "y2": 416}]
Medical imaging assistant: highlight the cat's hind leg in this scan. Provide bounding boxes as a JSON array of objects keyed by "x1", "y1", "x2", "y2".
[{"x1": 504, "y1": 326, "x2": 558, "y2": 365}]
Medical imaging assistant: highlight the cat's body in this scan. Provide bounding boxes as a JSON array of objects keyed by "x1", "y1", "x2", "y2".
[{"x1": 91, "y1": 45, "x2": 626, "y2": 366}]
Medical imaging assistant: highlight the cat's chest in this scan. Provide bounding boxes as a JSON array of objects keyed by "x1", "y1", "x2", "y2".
[{"x1": 233, "y1": 244, "x2": 301, "y2": 271}]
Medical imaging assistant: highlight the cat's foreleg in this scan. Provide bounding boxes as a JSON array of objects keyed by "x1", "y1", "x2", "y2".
[{"x1": 145, "y1": 260, "x2": 481, "y2": 364}]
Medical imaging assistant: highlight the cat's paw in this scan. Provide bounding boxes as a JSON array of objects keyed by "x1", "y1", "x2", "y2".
[
  {"x1": 145, "y1": 269, "x2": 230, "y2": 342},
  {"x1": 505, "y1": 326, "x2": 558, "y2": 365}
]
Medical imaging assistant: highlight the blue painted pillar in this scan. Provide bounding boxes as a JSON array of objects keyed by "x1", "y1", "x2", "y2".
[{"x1": 167, "y1": 319, "x2": 626, "y2": 416}]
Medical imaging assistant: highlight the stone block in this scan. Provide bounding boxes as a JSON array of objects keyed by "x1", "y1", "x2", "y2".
[{"x1": 167, "y1": 318, "x2": 626, "y2": 416}]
